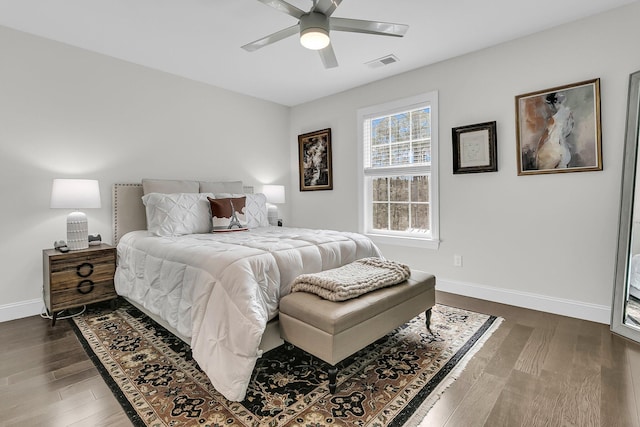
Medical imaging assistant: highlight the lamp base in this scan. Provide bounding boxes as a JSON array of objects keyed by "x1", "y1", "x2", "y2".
[
  {"x1": 67, "y1": 211, "x2": 89, "y2": 250},
  {"x1": 267, "y1": 204, "x2": 279, "y2": 226}
]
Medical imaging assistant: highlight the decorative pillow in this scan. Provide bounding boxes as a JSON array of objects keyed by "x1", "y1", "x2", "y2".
[
  {"x1": 142, "y1": 192, "x2": 214, "y2": 236},
  {"x1": 214, "y1": 193, "x2": 269, "y2": 228},
  {"x1": 142, "y1": 179, "x2": 199, "y2": 195},
  {"x1": 208, "y1": 197, "x2": 248, "y2": 232},
  {"x1": 245, "y1": 193, "x2": 269, "y2": 228},
  {"x1": 199, "y1": 181, "x2": 244, "y2": 194}
]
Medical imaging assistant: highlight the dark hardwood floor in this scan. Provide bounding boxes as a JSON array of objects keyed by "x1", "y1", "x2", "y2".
[
  {"x1": 1, "y1": 293, "x2": 639, "y2": 426},
  {"x1": 0, "y1": 311, "x2": 131, "y2": 427}
]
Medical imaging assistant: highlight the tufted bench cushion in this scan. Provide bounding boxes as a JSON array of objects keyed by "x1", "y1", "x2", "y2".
[{"x1": 279, "y1": 270, "x2": 436, "y2": 393}]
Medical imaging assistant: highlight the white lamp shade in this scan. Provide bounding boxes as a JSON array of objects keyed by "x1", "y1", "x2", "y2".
[
  {"x1": 51, "y1": 179, "x2": 101, "y2": 250},
  {"x1": 50, "y1": 179, "x2": 101, "y2": 209},
  {"x1": 262, "y1": 185, "x2": 285, "y2": 204}
]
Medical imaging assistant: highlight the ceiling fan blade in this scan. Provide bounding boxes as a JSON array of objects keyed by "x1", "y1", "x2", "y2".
[
  {"x1": 241, "y1": 25, "x2": 299, "y2": 52},
  {"x1": 330, "y1": 17, "x2": 409, "y2": 37},
  {"x1": 312, "y1": 0, "x2": 342, "y2": 17},
  {"x1": 318, "y1": 43, "x2": 338, "y2": 69},
  {"x1": 256, "y1": 0, "x2": 305, "y2": 19}
]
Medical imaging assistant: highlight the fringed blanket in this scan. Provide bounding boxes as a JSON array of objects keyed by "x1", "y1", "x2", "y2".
[{"x1": 290, "y1": 257, "x2": 411, "y2": 301}]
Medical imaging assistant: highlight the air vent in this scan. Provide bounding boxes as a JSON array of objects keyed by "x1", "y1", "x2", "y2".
[{"x1": 365, "y1": 54, "x2": 399, "y2": 69}]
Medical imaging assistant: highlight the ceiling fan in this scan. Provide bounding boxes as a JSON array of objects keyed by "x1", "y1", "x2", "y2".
[{"x1": 241, "y1": 0, "x2": 409, "y2": 69}]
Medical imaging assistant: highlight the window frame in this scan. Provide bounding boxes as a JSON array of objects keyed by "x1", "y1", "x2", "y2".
[{"x1": 357, "y1": 92, "x2": 440, "y2": 249}]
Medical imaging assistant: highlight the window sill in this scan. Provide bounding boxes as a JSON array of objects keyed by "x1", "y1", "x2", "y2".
[{"x1": 366, "y1": 233, "x2": 440, "y2": 250}]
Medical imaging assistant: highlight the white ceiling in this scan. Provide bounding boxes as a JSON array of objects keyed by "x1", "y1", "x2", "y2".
[{"x1": 0, "y1": 0, "x2": 635, "y2": 106}]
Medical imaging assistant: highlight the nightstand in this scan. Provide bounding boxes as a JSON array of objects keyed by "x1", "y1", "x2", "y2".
[{"x1": 43, "y1": 244, "x2": 117, "y2": 326}]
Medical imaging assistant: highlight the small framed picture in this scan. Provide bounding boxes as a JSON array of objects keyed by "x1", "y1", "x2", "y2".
[
  {"x1": 452, "y1": 121, "x2": 497, "y2": 174},
  {"x1": 298, "y1": 128, "x2": 333, "y2": 191},
  {"x1": 515, "y1": 78, "x2": 602, "y2": 175}
]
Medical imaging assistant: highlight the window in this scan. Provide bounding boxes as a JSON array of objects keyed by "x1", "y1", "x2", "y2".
[{"x1": 357, "y1": 92, "x2": 439, "y2": 249}]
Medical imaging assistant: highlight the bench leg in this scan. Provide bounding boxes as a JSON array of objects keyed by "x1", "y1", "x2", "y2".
[
  {"x1": 283, "y1": 342, "x2": 338, "y2": 394},
  {"x1": 425, "y1": 308, "x2": 433, "y2": 334},
  {"x1": 328, "y1": 366, "x2": 338, "y2": 394}
]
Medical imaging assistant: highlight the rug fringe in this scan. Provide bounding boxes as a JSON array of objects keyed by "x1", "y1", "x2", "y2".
[{"x1": 403, "y1": 317, "x2": 504, "y2": 427}]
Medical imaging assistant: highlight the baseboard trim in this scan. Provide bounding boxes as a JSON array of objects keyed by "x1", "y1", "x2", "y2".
[
  {"x1": 437, "y1": 279, "x2": 611, "y2": 324},
  {"x1": 0, "y1": 298, "x2": 43, "y2": 322},
  {"x1": 3, "y1": 281, "x2": 612, "y2": 325}
]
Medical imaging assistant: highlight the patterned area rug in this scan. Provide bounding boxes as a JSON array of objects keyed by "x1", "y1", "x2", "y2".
[{"x1": 70, "y1": 300, "x2": 501, "y2": 426}]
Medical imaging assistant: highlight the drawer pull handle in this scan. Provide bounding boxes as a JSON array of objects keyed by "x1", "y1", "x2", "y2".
[
  {"x1": 76, "y1": 262, "x2": 94, "y2": 278},
  {"x1": 77, "y1": 280, "x2": 95, "y2": 294}
]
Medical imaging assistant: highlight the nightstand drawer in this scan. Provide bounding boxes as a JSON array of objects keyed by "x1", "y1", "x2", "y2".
[
  {"x1": 49, "y1": 263, "x2": 115, "y2": 292},
  {"x1": 49, "y1": 280, "x2": 117, "y2": 310},
  {"x1": 49, "y1": 251, "x2": 115, "y2": 273}
]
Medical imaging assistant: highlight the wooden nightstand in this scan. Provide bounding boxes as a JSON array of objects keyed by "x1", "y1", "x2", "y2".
[{"x1": 43, "y1": 244, "x2": 117, "y2": 326}]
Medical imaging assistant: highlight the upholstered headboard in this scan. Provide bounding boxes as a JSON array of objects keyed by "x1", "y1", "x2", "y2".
[
  {"x1": 112, "y1": 184, "x2": 146, "y2": 245},
  {"x1": 112, "y1": 182, "x2": 254, "y2": 245}
]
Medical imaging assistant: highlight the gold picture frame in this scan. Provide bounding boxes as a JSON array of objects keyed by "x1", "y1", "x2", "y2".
[
  {"x1": 515, "y1": 78, "x2": 602, "y2": 175},
  {"x1": 298, "y1": 128, "x2": 333, "y2": 191}
]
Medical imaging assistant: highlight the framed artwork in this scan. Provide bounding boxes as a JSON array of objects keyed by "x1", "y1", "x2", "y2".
[
  {"x1": 452, "y1": 121, "x2": 497, "y2": 174},
  {"x1": 515, "y1": 78, "x2": 602, "y2": 175},
  {"x1": 298, "y1": 128, "x2": 333, "y2": 191}
]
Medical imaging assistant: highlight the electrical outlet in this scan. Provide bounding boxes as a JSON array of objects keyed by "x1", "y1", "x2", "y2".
[{"x1": 453, "y1": 254, "x2": 463, "y2": 267}]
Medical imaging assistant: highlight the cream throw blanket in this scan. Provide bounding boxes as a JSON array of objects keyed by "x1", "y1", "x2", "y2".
[{"x1": 290, "y1": 257, "x2": 411, "y2": 301}]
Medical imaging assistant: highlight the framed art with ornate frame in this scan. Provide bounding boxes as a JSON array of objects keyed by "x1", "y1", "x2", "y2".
[{"x1": 298, "y1": 128, "x2": 333, "y2": 191}]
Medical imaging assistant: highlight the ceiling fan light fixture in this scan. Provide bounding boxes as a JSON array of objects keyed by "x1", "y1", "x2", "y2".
[
  {"x1": 243, "y1": 1, "x2": 409, "y2": 69},
  {"x1": 300, "y1": 27, "x2": 329, "y2": 50},
  {"x1": 299, "y1": 12, "x2": 330, "y2": 50}
]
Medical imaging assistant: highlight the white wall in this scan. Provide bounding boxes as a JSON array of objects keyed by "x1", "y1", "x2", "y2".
[
  {"x1": 2, "y1": 3, "x2": 639, "y2": 324},
  {"x1": 289, "y1": 2, "x2": 640, "y2": 323},
  {"x1": 0, "y1": 26, "x2": 290, "y2": 320}
]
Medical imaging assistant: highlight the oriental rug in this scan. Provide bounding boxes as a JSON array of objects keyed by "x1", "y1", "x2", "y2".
[{"x1": 70, "y1": 300, "x2": 501, "y2": 427}]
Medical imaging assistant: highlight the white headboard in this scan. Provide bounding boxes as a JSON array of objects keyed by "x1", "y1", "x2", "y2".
[
  {"x1": 112, "y1": 184, "x2": 146, "y2": 245},
  {"x1": 112, "y1": 183, "x2": 254, "y2": 245}
]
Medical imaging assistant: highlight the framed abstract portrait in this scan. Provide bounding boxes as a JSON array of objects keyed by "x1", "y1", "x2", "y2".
[
  {"x1": 298, "y1": 128, "x2": 333, "y2": 191},
  {"x1": 515, "y1": 78, "x2": 602, "y2": 175}
]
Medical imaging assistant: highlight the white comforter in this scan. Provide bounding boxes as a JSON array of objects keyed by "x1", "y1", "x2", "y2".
[{"x1": 114, "y1": 226, "x2": 381, "y2": 401}]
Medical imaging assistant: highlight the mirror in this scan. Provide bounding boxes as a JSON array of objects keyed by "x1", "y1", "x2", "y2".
[{"x1": 612, "y1": 70, "x2": 640, "y2": 341}]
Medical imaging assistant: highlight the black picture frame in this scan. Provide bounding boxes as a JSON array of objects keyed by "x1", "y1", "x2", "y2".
[
  {"x1": 298, "y1": 128, "x2": 333, "y2": 191},
  {"x1": 452, "y1": 121, "x2": 497, "y2": 174}
]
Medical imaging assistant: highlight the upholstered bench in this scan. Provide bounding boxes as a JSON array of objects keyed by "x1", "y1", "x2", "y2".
[{"x1": 278, "y1": 270, "x2": 436, "y2": 393}]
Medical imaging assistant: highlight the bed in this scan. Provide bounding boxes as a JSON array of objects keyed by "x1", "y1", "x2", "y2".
[{"x1": 112, "y1": 180, "x2": 381, "y2": 401}]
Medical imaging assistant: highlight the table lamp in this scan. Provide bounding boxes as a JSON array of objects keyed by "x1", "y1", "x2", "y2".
[
  {"x1": 262, "y1": 184, "x2": 285, "y2": 226},
  {"x1": 50, "y1": 179, "x2": 101, "y2": 250}
]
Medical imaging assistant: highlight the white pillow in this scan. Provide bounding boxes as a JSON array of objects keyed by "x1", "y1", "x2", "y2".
[
  {"x1": 142, "y1": 179, "x2": 199, "y2": 195},
  {"x1": 214, "y1": 193, "x2": 269, "y2": 228},
  {"x1": 199, "y1": 181, "x2": 244, "y2": 194},
  {"x1": 142, "y1": 192, "x2": 214, "y2": 236},
  {"x1": 245, "y1": 193, "x2": 269, "y2": 228}
]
